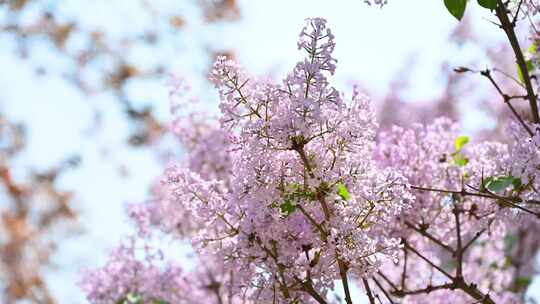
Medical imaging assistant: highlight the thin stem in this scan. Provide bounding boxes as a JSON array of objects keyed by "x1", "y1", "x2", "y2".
[
  {"x1": 403, "y1": 241, "x2": 453, "y2": 280},
  {"x1": 292, "y1": 277, "x2": 328, "y2": 304},
  {"x1": 363, "y1": 279, "x2": 376, "y2": 304},
  {"x1": 462, "y1": 226, "x2": 489, "y2": 253},
  {"x1": 453, "y1": 207, "x2": 463, "y2": 278},
  {"x1": 405, "y1": 221, "x2": 455, "y2": 254},
  {"x1": 401, "y1": 247, "x2": 407, "y2": 289},
  {"x1": 392, "y1": 282, "x2": 455, "y2": 297},
  {"x1": 404, "y1": 240, "x2": 495, "y2": 304},
  {"x1": 410, "y1": 185, "x2": 540, "y2": 218},
  {"x1": 512, "y1": 0, "x2": 525, "y2": 25},
  {"x1": 338, "y1": 261, "x2": 354, "y2": 304},
  {"x1": 411, "y1": 185, "x2": 497, "y2": 200},
  {"x1": 295, "y1": 144, "x2": 353, "y2": 304},
  {"x1": 372, "y1": 277, "x2": 396, "y2": 304},
  {"x1": 377, "y1": 271, "x2": 399, "y2": 292},
  {"x1": 297, "y1": 205, "x2": 327, "y2": 236},
  {"x1": 467, "y1": 184, "x2": 540, "y2": 217},
  {"x1": 480, "y1": 69, "x2": 534, "y2": 135}
]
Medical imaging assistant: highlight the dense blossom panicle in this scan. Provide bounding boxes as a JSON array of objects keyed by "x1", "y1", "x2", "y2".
[
  {"x1": 507, "y1": 123, "x2": 540, "y2": 201},
  {"x1": 80, "y1": 239, "x2": 251, "y2": 304},
  {"x1": 297, "y1": 18, "x2": 337, "y2": 74},
  {"x1": 376, "y1": 118, "x2": 517, "y2": 229},
  {"x1": 91, "y1": 18, "x2": 401, "y2": 303},
  {"x1": 373, "y1": 117, "x2": 540, "y2": 302},
  {"x1": 376, "y1": 118, "x2": 459, "y2": 188},
  {"x1": 375, "y1": 113, "x2": 540, "y2": 303},
  {"x1": 80, "y1": 14, "x2": 540, "y2": 304},
  {"x1": 125, "y1": 112, "x2": 234, "y2": 239},
  {"x1": 80, "y1": 239, "x2": 185, "y2": 304},
  {"x1": 171, "y1": 113, "x2": 233, "y2": 183},
  {"x1": 157, "y1": 17, "x2": 412, "y2": 302}
]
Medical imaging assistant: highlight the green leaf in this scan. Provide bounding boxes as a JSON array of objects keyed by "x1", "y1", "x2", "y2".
[
  {"x1": 270, "y1": 200, "x2": 296, "y2": 216},
  {"x1": 336, "y1": 183, "x2": 351, "y2": 201},
  {"x1": 444, "y1": 0, "x2": 467, "y2": 20},
  {"x1": 452, "y1": 154, "x2": 469, "y2": 167},
  {"x1": 528, "y1": 41, "x2": 537, "y2": 55},
  {"x1": 283, "y1": 183, "x2": 316, "y2": 200},
  {"x1": 515, "y1": 276, "x2": 532, "y2": 290},
  {"x1": 512, "y1": 177, "x2": 523, "y2": 190},
  {"x1": 485, "y1": 176, "x2": 518, "y2": 192},
  {"x1": 480, "y1": 176, "x2": 494, "y2": 192},
  {"x1": 279, "y1": 199, "x2": 296, "y2": 216},
  {"x1": 454, "y1": 135, "x2": 470, "y2": 151},
  {"x1": 477, "y1": 0, "x2": 497, "y2": 10},
  {"x1": 117, "y1": 294, "x2": 145, "y2": 304},
  {"x1": 517, "y1": 59, "x2": 535, "y2": 83}
]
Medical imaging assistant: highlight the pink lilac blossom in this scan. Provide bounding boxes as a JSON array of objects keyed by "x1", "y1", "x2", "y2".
[
  {"x1": 507, "y1": 122, "x2": 540, "y2": 204},
  {"x1": 80, "y1": 238, "x2": 251, "y2": 304},
  {"x1": 373, "y1": 118, "x2": 536, "y2": 302},
  {"x1": 375, "y1": 118, "x2": 516, "y2": 235},
  {"x1": 80, "y1": 15, "x2": 540, "y2": 304},
  {"x1": 79, "y1": 238, "x2": 185, "y2": 304},
  {"x1": 82, "y1": 18, "x2": 412, "y2": 304},
  {"x1": 127, "y1": 111, "x2": 233, "y2": 239},
  {"x1": 163, "y1": 18, "x2": 412, "y2": 303}
]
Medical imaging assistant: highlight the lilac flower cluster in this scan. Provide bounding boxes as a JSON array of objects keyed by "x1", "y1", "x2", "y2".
[
  {"x1": 80, "y1": 13, "x2": 540, "y2": 304},
  {"x1": 166, "y1": 18, "x2": 412, "y2": 303}
]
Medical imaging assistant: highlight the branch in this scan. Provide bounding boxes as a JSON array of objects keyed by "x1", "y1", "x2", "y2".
[
  {"x1": 392, "y1": 282, "x2": 455, "y2": 297},
  {"x1": 338, "y1": 260, "x2": 353, "y2": 304},
  {"x1": 372, "y1": 277, "x2": 396, "y2": 304},
  {"x1": 462, "y1": 227, "x2": 488, "y2": 253},
  {"x1": 480, "y1": 68, "x2": 534, "y2": 136},
  {"x1": 496, "y1": 0, "x2": 540, "y2": 124},
  {"x1": 401, "y1": 246, "x2": 408, "y2": 289},
  {"x1": 295, "y1": 144, "x2": 353, "y2": 304},
  {"x1": 376, "y1": 271, "x2": 399, "y2": 292},
  {"x1": 410, "y1": 185, "x2": 540, "y2": 218},
  {"x1": 405, "y1": 221, "x2": 455, "y2": 253},
  {"x1": 362, "y1": 279, "x2": 376, "y2": 304},
  {"x1": 403, "y1": 241, "x2": 453, "y2": 280},
  {"x1": 292, "y1": 277, "x2": 328, "y2": 304},
  {"x1": 452, "y1": 207, "x2": 464, "y2": 278},
  {"x1": 403, "y1": 240, "x2": 495, "y2": 304},
  {"x1": 511, "y1": 0, "x2": 525, "y2": 25}
]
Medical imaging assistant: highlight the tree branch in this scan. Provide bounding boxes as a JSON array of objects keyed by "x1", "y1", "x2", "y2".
[
  {"x1": 480, "y1": 68, "x2": 534, "y2": 136},
  {"x1": 295, "y1": 144, "x2": 353, "y2": 304},
  {"x1": 496, "y1": 0, "x2": 540, "y2": 124},
  {"x1": 405, "y1": 221, "x2": 455, "y2": 254},
  {"x1": 362, "y1": 279, "x2": 376, "y2": 304}
]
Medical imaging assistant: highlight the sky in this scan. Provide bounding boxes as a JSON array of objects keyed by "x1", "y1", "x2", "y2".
[{"x1": 0, "y1": 0, "x2": 538, "y2": 303}]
